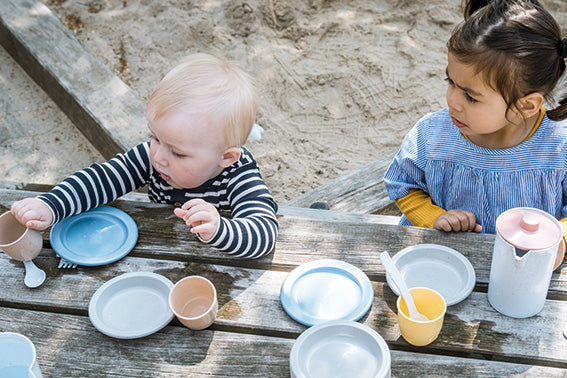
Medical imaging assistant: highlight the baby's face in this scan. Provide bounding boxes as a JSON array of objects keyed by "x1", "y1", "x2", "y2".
[{"x1": 147, "y1": 110, "x2": 226, "y2": 189}]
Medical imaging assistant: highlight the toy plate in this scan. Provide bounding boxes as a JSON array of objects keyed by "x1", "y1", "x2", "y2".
[
  {"x1": 280, "y1": 259, "x2": 373, "y2": 326},
  {"x1": 50, "y1": 206, "x2": 138, "y2": 266},
  {"x1": 385, "y1": 244, "x2": 476, "y2": 306},
  {"x1": 88, "y1": 272, "x2": 174, "y2": 339},
  {"x1": 289, "y1": 320, "x2": 391, "y2": 378}
]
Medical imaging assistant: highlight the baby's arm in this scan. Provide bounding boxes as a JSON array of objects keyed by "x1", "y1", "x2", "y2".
[
  {"x1": 186, "y1": 155, "x2": 278, "y2": 258},
  {"x1": 11, "y1": 198, "x2": 54, "y2": 231},
  {"x1": 38, "y1": 143, "x2": 150, "y2": 224}
]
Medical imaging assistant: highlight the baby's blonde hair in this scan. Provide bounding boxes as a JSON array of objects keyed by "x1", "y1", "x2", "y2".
[{"x1": 147, "y1": 53, "x2": 258, "y2": 147}]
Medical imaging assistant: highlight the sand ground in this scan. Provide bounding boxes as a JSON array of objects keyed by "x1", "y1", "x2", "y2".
[{"x1": 2, "y1": 0, "x2": 567, "y2": 204}]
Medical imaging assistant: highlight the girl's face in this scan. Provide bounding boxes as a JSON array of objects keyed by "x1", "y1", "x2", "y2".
[
  {"x1": 148, "y1": 109, "x2": 227, "y2": 189},
  {"x1": 445, "y1": 53, "x2": 526, "y2": 149}
]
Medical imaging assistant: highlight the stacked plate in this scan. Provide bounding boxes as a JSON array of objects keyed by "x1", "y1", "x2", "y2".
[
  {"x1": 280, "y1": 259, "x2": 373, "y2": 326},
  {"x1": 282, "y1": 260, "x2": 390, "y2": 377}
]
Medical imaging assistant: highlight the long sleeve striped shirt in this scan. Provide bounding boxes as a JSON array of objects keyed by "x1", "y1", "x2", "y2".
[
  {"x1": 384, "y1": 108, "x2": 567, "y2": 234},
  {"x1": 38, "y1": 142, "x2": 279, "y2": 258}
]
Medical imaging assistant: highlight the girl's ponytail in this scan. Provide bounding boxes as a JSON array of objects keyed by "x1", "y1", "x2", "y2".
[
  {"x1": 546, "y1": 98, "x2": 567, "y2": 122},
  {"x1": 545, "y1": 38, "x2": 567, "y2": 122}
]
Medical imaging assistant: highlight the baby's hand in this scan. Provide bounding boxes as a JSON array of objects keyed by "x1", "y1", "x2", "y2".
[
  {"x1": 433, "y1": 209, "x2": 483, "y2": 233},
  {"x1": 173, "y1": 199, "x2": 220, "y2": 242},
  {"x1": 11, "y1": 198, "x2": 53, "y2": 230}
]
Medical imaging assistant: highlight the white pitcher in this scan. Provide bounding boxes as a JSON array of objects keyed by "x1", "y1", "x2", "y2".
[{"x1": 487, "y1": 207, "x2": 562, "y2": 318}]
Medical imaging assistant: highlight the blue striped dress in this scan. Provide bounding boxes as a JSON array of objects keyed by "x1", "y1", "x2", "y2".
[
  {"x1": 38, "y1": 143, "x2": 279, "y2": 258},
  {"x1": 384, "y1": 108, "x2": 567, "y2": 234}
]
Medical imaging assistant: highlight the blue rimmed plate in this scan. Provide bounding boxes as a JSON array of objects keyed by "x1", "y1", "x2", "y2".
[
  {"x1": 280, "y1": 259, "x2": 373, "y2": 326},
  {"x1": 50, "y1": 206, "x2": 138, "y2": 266}
]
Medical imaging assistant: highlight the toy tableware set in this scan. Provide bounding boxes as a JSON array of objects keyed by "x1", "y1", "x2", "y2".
[
  {"x1": 281, "y1": 259, "x2": 391, "y2": 378},
  {"x1": 0, "y1": 211, "x2": 46, "y2": 288},
  {"x1": 280, "y1": 245, "x2": 481, "y2": 377},
  {"x1": 381, "y1": 251, "x2": 447, "y2": 346}
]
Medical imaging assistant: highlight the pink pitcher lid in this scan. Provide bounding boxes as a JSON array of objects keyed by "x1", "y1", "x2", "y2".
[{"x1": 496, "y1": 207, "x2": 562, "y2": 250}]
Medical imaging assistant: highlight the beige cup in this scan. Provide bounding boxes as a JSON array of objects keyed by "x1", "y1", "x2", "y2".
[
  {"x1": 0, "y1": 212, "x2": 43, "y2": 261},
  {"x1": 397, "y1": 287, "x2": 446, "y2": 346},
  {"x1": 169, "y1": 276, "x2": 218, "y2": 330}
]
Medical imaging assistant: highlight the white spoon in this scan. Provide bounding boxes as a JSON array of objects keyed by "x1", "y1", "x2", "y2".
[
  {"x1": 380, "y1": 251, "x2": 429, "y2": 321},
  {"x1": 23, "y1": 260, "x2": 46, "y2": 288}
]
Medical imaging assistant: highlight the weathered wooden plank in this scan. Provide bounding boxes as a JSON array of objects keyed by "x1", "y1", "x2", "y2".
[
  {"x1": 0, "y1": 0, "x2": 147, "y2": 159},
  {"x1": 3, "y1": 308, "x2": 564, "y2": 377},
  {"x1": 285, "y1": 153, "x2": 399, "y2": 215},
  {"x1": 1, "y1": 189, "x2": 566, "y2": 297},
  {"x1": 278, "y1": 205, "x2": 400, "y2": 225},
  {"x1": 1, "y1": 254, "x2": 566, "y2": 367},
  {"x1": 0, "y1": 307, "x2": 293, "y2": 377}
]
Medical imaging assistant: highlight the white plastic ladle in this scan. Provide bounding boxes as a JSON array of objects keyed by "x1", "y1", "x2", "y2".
[
  {"x1": 380, "y1": 251, "x2": 429, "y2": 321},
  {"x1": 23, "y1": 260, "x2": 46, "y2": 288}
]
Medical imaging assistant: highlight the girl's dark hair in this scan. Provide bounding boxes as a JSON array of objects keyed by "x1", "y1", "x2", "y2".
[{"x1": 448, "y1": 0, "x2": 567, "y2": 121}]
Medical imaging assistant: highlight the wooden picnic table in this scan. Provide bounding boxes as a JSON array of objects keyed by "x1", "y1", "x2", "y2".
[{"x1": 1, "y1": 187, "x2": 566, "y2": 377}]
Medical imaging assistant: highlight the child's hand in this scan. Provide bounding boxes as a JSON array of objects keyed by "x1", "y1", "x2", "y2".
[
  {"x1": 10, "y1": 198, "x2": 53, "y2": 230},
  {"x1": 173, "y1": 199, "x2": 220, "y2": 242},
  {"x1": 433, "y1": 209, "x2": 483, "y2": 233}
]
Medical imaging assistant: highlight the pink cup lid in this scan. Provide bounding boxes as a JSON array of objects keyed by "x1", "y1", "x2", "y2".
[{"x1": 496, "y1": 207, "x2": 562, "y2": 251}]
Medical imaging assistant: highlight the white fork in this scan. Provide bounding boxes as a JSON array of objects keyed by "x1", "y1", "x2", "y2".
[{"x1": 57, "y1": 255, "x2": 77, "y2": 269}]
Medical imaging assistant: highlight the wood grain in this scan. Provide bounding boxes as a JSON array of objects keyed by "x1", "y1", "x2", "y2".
[
  {"x1": 285, "y1": 153, "x2": 399, "y2": 215},
  {"x1": 0, "y1": 0, "x2": 148, "y2": 159}
]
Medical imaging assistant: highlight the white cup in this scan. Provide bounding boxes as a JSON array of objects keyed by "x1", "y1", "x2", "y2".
[
  {"x1": 0, "y1": 332, "x2": 42, "y2": 377},
  {"x1": 0, "y1": 211, "x2": 43, "y2": 261},
  {"x1": 169, "y1": 276, "x2": 218, "y2": 330}
]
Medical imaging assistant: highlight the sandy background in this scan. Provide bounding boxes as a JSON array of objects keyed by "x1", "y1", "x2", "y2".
[{"x1": 3, "y1": 0, "x2": 567, "y2": 204}]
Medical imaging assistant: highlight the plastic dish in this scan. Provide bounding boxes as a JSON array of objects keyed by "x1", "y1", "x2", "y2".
[
  {"x1": 280, "y1": 259, "x2": 373, "y2": 326},
  {"x1": 385, "y1": 244, "x2": 476, "y2": 306},
  {"x1": 50, "y1": 206, "x2": 138, "y2": 266},
  {"x1": 290, "y1": 320, "x2": 391, "y2": 378},
  {"x1": 88, "y1": 272, "x2": 174, "y2": 339}
]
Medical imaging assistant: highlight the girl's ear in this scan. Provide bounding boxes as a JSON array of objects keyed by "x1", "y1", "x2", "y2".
[
  {"x1": 518, "y1": 92, "x2": 544, "y2": 118},
  {"x1": 219, "y1": 147, "x2": 241, "y2": 168}
]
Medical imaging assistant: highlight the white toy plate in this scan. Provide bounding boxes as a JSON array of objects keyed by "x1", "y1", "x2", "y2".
[
  {"x1": 385, "y1": 244, "x2": 476, "y2": 306},
  {"x1": 89, "y1": 272, "x2": 174, "y2": 339}
]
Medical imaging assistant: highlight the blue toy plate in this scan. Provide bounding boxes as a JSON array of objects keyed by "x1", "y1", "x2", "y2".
[
  {"x1": 50, "y1": 206, "x2": 138, "y2": 266},
  {"x1": 280, "y1": 259, "x2": 374, "y2": 326}
]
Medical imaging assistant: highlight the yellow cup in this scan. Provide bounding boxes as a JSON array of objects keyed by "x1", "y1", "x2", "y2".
[{"x1": 397, "y1": 287, "x2": 446, "y2": 346}]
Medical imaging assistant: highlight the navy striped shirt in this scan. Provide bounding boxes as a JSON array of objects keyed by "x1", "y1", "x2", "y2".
[
  {"x1": 39, "y1": 143, "x2": 279, "y2": 258},
  {"x1": 384, "y1": 108, "x2": 567, "y2": 234}
]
